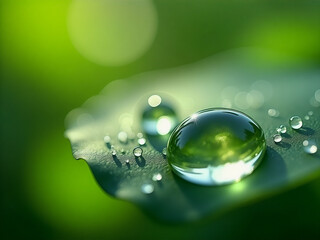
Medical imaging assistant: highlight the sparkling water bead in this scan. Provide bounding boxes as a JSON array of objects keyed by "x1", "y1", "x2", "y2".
[
  {"x1": 273, "y1": 134, "x2": 282, "y2": 143},
  {"x1": 289, "y1": 116, "x2": 303, "y2": 129},
  {"x1": 277, "y1": 125, "x2": 287, "y2": 134},
  {"x1": 133, "y1": 147, "x2": 143, "y2": 157},
  {"x1": 167, "y1": 108, "x2": 266, "y2": 186}
]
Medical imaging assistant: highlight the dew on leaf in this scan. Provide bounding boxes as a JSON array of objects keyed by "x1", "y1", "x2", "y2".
[
  {"x1": 289, "y1": 116, "x2": 303, "y2": 129},
  {"x1": 273, "y1": 134, "x2": 282, "y2": 143},
  {"x1": 133, "y1": 147, "x2": 143, "y2": 157},
  {"x1": 167, "y1": 108, "x2": 266, "y2": 186}
]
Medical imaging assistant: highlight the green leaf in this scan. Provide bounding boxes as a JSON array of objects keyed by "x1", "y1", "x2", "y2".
[{"x1": 65, "y1": 49, "x2": 320, "y2": 222}]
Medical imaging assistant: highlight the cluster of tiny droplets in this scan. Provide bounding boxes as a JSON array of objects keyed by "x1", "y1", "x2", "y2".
[
  {"x1": 273, "y1": 125, "x2": 286, "y2": 143},
  {"x1": 273, "y1": 115, "x2": 304, "y2": 144}
]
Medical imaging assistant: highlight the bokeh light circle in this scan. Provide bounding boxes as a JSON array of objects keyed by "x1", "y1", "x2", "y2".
[{"x1": 68, "y1": 0, "x2": 158, "y2": 66}]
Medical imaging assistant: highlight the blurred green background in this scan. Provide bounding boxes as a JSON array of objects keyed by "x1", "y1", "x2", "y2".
[{"x1": 1, "y1": 0, "x2": 320, "y2": 239}]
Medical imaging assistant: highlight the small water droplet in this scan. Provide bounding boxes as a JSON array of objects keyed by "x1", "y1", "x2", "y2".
[
  {"x1": 117, "y1": 131, "x2": 128, "y2": 144},
  {"x1": 167, "y1": 108, "x2": 266, "y2": 186},
  {"x1": 303, "y1": 140, "x2": 318, "y2": 154},
  {"x1": 133, "y1": 147, "x2": 143, "y2": 157},
  {"x1": 162, "y1": 147, "x2": 167, "y2": 156},
  {"x1": 268, "y1": 108, "x2": 280, "y2": 117},
  {"x1": 305, "y1": 115, "x2": 310, "y2": 120},
  {"x1": 125, "y1": 159, "x2": 130, "y2": 164},
  {"x1": 273, "y1": 134, "x2": 282, "y2": 143},
  {"x1": 289, "y1": 116, "x2": 303, "y2": 129},
  {"x1": 111, "y1": 146, "x2": 117, "y2": 156},
  {"x1": 120, "y1": 148, "x2": 125, "y2": 154},
  {"x1": 152, "y1": 173, "x2": 162, "y2": 182},
  {"x1": 104, "y1": 135, "x2": 111, "y2": 143},
  {"x1": 137, "y1": 132, "x2": 144, "y2": 139},
  {"x1": 141, "y1": 184, "x2": 154, "y2": 194},
  {"x1": 276, "y1": 125, "x2": 287, "y2": 134},
  {"x1": 138, "y1": 138, "x2": 146, "y2": 146},
  {"x1": 308, "y1": 111, "x2": 313, "y2": 116}
]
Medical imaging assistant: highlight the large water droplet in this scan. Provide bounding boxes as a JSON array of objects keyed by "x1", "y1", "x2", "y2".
[
  {"x1": 141, "y1": 95, "x2": 178, "y2": 150},
  {"x1": 289, "y1": 116, "x2": 303, "y2": 129},
  {"x1": 167, "y1": 108, "x2": 266, "y2": 186}
]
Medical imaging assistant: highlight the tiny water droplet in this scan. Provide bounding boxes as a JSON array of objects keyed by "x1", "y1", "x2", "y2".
[
  {"x1": 167, "y1": 108, "x2": 266, "y2": 186},
  {"x1": 125, "y1": 159, "x2": 130, "y2": 164},
  {"x1": 276, "y1": 125, "x2": 287, "y2": 134},
  {"x1": 289, "y1": 116, "x2": 303, "y2": 129},
  {"x1": 104, "y1": 135, "x2": 111, "y2": 143},
  {"x1": 133, "y1": 147, "x2": 143, "y2": 157},
  {"x1": 117, "y1": 131, "x2": 128, "y2": 144},
  {"x1": 120, "y1": 148, "x2": 125, "y2": 154},
  {"x1": 141, "y1": 184, "x2": 154, "y2": 194},
  {"x1": 138, "y1": 138, "x2": 146, "y2": 146},
  {"x1": 268, "y1": 108, "x2": 280, "y2": 117},
  {"x1": 273, "y1": 134, "x2": 282, "y2": 143},
  {"x1": 162, "y1": 147, "x2": 167, "y2": 156},
  {"x1": 137, "y1": 132, "x2": 144, "y2": 139},
  {"x1": 303, "y1": 140, "x2": 318, "y2": 154},
  {"x1": 152, "y1": 173, "x2": 162, "y2": 182},
  {"x1": 308, "y1": 111, "x2": 313, "y2": 116},
  {"x1": 305, "y1": 115, "x2": 310, "y2": 120},
  {"x1": 111, "y1": 147, "x2": 117, "y2": 156}
]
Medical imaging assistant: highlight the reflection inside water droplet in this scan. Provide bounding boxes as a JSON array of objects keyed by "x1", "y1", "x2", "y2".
[
  {"x1": 167, "y1": 108, "x2": 266, "y2": 186},
  {"x1": 289, "y1": 116, "x2": 303, "y2": 129},
  {"x1": 133, "y1": 147, "x2": 143, "y2": 157}
]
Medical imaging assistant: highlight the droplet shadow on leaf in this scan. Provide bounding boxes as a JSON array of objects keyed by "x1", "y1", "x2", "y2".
[
  {"x1": 295, "y1": 127, "x2": 315, "y2": 136},
  {"x1": 277, "y1": 141, "x2": 291, "y2": 149},
  {"x1": 171, "y1": 147, "x2": 287, "y2": 219},
  {"x1": 135, "y1": 156, "x2": 146, "y2": 167},
  {"x1": 282, "y1": 133, "x2": 291, "y2": 139},
  {"x1": 112, "y1": 155, "x2": 122, "y2": 168}
]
